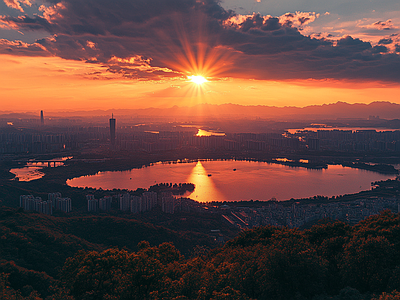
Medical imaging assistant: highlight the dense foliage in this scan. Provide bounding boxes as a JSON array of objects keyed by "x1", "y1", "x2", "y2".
[{"x1": 2, "y1": 210, "x2": 400, "y2": 299}]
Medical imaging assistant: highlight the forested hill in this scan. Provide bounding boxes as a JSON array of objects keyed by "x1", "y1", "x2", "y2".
[
  {"x1": 0, "y1": 207, "x2": 217, "y2": 298},
  {"x1": 2, "y1": 209, "x2": 400, "y2": 299}
]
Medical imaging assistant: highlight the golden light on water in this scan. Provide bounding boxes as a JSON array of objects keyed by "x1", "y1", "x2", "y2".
[
  {"x1": 196, "y1": 129, "x2": 226, "y2": 137},
  {"x1": 188, "y1": 75, "x2": 208, "y2": 85},
  {"x1": 186, "y1": 161, "x2": 225, "y2": 202}
]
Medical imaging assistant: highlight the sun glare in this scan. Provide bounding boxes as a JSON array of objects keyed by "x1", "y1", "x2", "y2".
[{"x1": 188, "y1": 75, "x2": 208, "y2": 85}]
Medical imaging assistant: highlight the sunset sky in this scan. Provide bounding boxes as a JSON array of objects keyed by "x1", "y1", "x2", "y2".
[{"x1": 1, "y1": 0, "x2": 400, "y2": 111}]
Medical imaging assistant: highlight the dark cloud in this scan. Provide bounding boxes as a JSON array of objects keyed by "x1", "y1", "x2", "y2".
[
  {"x1": 336, "y1": 36, "x2": 371, "y2": 51},
  {"x1": 1, "y1": 0, "x2": 234, "y2": 78},
  {"x1": 220, "y1": 22, "x2": 327, "y2": 56},
  {"x1": 1, "y1": 0, "x2": 400, "y2": 82},
  {"x1": 378, "y1": 38, "x2": 393, "y2": 45},
  {"x1": 0, "y1": 38, "x2": 49, "y2": 56},
  {"x1": 372, "y1": 45, "x2": 388, "y2": 53},
  {"x1": 0, "y1": 14, "x2": 54, "y2": 31}
]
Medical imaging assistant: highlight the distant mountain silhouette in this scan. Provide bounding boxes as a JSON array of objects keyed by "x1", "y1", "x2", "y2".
[{"x1": 2, "y1": 101, "x2": 400, "y2": 120}]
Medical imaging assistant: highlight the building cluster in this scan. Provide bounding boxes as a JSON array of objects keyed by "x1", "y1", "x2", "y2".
[
  {"x1": 118, "y1": 131, "x2": 301, "y2": 153},
  {"x1": 86, "y1": 191, "x2": 160, "y2": 213},
  {"x1": 0, "y1": 132, "x2": 67, "y2": 154},
  {"x1": 6, "y1": 114, "x2": 400, "y2": 155},
  {"x1": 121, "y1": 191, "x2": 159, "y2": 213},
  {"x1": 117, "y1": 128, "x2": 400, "y2": 154},
  {"x1": 220, "y1": 197, "x2": 400, "y2": 229},
  {"x1": 87, "y1": 194, "x2": 113, "y2": 212},
  {"x1": 1, "y1": 113, "x2": 116, "y2": 154},
  {"x1": 5, "y1": 109, "x2": 400, "y2": 155},
  {"x1": 19, "y1": 192, "x2": 72, "y2": 215},
  {"x1": 86, "y1": 191, "x2": 204, "y2": 214},
  {"x1": 291, "y1": 129, "x2": 400, "y2": 152}
]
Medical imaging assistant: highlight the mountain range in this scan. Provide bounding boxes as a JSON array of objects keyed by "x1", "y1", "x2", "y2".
[{"x1": 2, "y1": 101, "x2": 400, "y2": 120}]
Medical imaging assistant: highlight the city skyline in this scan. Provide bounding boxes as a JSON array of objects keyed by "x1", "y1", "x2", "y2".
[{"x1": 0, "y1": 0, "x2": 400, "y2": 111}]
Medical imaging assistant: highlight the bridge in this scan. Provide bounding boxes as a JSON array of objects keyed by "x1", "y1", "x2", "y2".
[{"x1": 13, "y1": 159, "x2": 69, "y2": 167}]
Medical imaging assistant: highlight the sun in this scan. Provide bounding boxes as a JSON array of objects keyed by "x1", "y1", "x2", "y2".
[{"x1": 188, "y1": 75, "x2": 208, "y2": 85}]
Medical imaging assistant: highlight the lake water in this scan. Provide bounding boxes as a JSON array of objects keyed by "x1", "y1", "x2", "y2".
[
  {"x1": 196, "y1": 129, "x2": 225, "y2": 137},
  {"x1": 66, "y1": 160, "x2": 396, "y2": 202}
]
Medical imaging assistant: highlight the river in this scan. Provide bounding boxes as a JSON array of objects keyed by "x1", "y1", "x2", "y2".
[{"x1": 10, "y1": 157, "x2": 72, "y2": 182}]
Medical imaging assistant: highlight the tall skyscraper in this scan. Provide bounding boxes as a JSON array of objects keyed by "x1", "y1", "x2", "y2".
[
  {"x1": 40, "y1": 110, "x2": 44, "y2": 126},
  {"x1": 109, "y1": 114, "x2": 116, "y2": 145}
]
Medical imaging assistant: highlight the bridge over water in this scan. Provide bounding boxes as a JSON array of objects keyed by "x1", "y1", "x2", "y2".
[{"x1": 13, "y1": 159, "x2": 70, "y2": 167}]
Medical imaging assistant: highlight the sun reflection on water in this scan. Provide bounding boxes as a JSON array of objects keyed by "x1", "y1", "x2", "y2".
[
  {"x1": 196, "y1": 129, "x2": 226, "y2": 137},
  {"x1": 185, "y1": 161, "x2": 225, "y2": 202}
]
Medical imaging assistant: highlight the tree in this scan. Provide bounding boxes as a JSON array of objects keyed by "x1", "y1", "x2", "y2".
[
  {"x1": 340, "y1": 236, "x2": 394, "y2": 293},
  {"x1": 60, "y1": 248, "x2": 129, "y2": 299},
  {"x1": 372, "y1": 290, "x2": 400, "y2": 300}
]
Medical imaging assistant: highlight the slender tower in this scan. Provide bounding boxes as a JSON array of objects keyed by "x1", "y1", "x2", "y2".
[
  {"x1": 40, "y1": 110, "x2": 44, "y2": 126},
  {"x1": 109, "y1": 114, "x2": 116, "y2": 145}
]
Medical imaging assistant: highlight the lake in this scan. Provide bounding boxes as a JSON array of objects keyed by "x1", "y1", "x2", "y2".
[{"x1": 66, "y1": 160, "x2": 397, "y2": 202}]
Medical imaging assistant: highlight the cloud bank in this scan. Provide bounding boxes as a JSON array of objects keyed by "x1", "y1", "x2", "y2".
[{"x1": 1, "y1": 0, "x2": 400, "y2": 82}]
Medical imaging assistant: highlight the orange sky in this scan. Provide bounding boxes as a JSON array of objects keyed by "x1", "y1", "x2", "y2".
[
  {"x1": 1, "y1": 0, "x2": 400, "y2": 112},
  {"x1": 1, "y1": 54, "x2": 400, "y2": 112}
]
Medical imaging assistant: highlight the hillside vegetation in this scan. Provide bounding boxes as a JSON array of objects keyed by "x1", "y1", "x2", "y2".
[{"x1": 2, "y1": 209, "x2": 400, "y2": 299}]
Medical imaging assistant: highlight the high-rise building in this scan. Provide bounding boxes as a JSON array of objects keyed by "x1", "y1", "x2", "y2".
[
  {"x1": 307, "y1": 138, "x2": 320, "y2": 151},
  {"x1": 142, "y1": 191, "x2": 158, "y2": 211},
  {"x1": 130, "y1": 196, "x2": 142, "y2": 213},
  {"x1": 119, "y1": 193, "x2": 130, "y2": 211},
  {"x1": 48, "y1": 192, "x2": 62, "y2": 208},
  {"x1": 88, "y1": 199, "x2": 99, "y2": 212},
  {"x1": 20, "y1": 195, "x2": 35, "y2": 211},
  {"x1": 40, "y1": 110, "x2": 44, "y2": 126},
  {"x1": 20, "y1": 195, "x2": 52, "y2": 215},
  {"x1": 109, "y1": 114, "x2": 116, "y2": 145},
  {"x1": 56, "y1": 197, "x2": 72, "y2": 213},
  {"x1": 161, "y1": 191, "x2": 175, "y2": 214},
  {"x1": 99, "y1": 196, "x2": 112, "y2": 211},
  {"x1": 40, "y1": 201, "x2": 53, "y2": 215}
]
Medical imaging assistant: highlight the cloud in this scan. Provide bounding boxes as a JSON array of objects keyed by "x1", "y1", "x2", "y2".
[
  {"x1": 362, "y1": 19, "x2": 398, "y2": 30},
  {"x1": 1, "y1": 0, "x2": 235, "y2": 79},
  {"x1": 378, "y1": 38, "x2": 393, "y2": 44},
  {"x1": 1, "y1": 0, "x2": 400, "y2": 83},
  {"x1": 226, "y1": 35, "x2": 400, "y2": 82},
  {"x1": 279, "y1": 11, "x2": 319, "y2": 27},
  {"x1": 0, "y1": 38, "x2": 49, "y2": 56},
  {"x1": 3, "y1": 0, "x2": 32, "y2": 12},
  {"x1": 223, "y1": 11, "x2": 318, "y2": 32}
]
